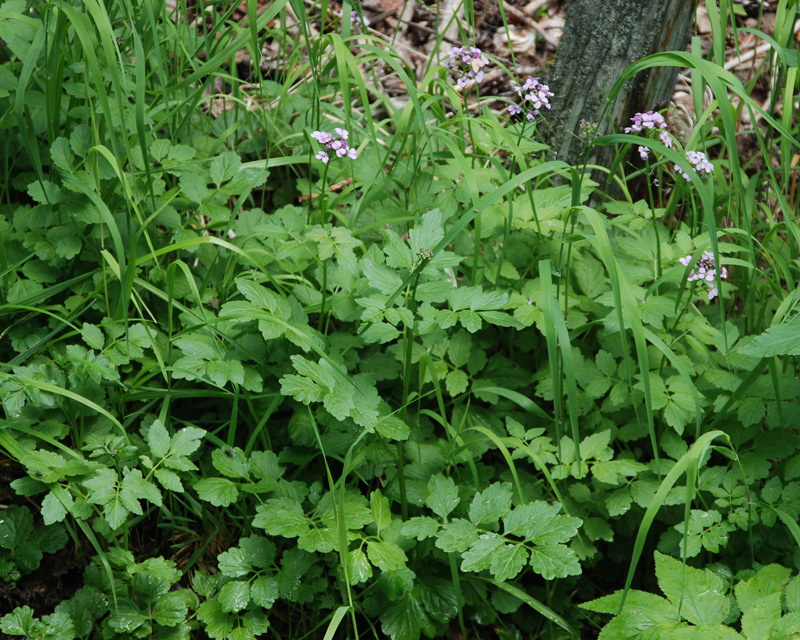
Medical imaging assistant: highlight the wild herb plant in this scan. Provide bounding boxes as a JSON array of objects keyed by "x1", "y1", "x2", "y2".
[{"x1": 0, "y1": 0, "x2": 799, "y2": 638}]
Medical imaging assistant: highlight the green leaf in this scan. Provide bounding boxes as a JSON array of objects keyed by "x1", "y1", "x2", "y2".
[
  {"x1": 197, "y1": 600, "x2": 235, "y2": 640},
  {"x1": 250, "y1": 575, "x2": 279, "y2": 608},
  {"x1": 27, "y1": 179, "x2": 64, "y2": 204},
  {"x1": 168, "y1": 426, "x2": 205, "y2": 459},
  {"x1": 238, "y1": 535, "x2": 276, "y2": 568},
  {"x1": 41, "y1": 492, "x2": 69, "y2": 525},
  {"x1": 108, "y1": 599, "x2": 149, "y2": 633},
  {"x1": 366, "y1": 540, "x2": 407, "y2": 571},
  {"x1": 51, "y1": 137, "x2": 73, "y2": 171},
  {"x1": 740, "y1": 592, "x2": 781, "y2": 640},
  {"x1": 400, "y1": 517, "x2": 440, "y2": 541},
  {"x1": 179, "y1": 171, "x2": 209, "y2": 204},
  {"x1": 655, "y1": 551, "x2": 729, "y2": 626},
  {"x1": 122, "y1": 467, "x2": 162, "y2": 507},
  {"x1": 154, "y1": 592, "x2": 189, "y2": 627},
  {"x1": 370, "y1": 490, "x2": 392, "y2": 532},
  {"x1": 147, "y1": 420, "x2": 171, "y2": 460},
  {"x1": 346, "y1": 548, "x2": 373, "y2": 585},
  {"x1": 0, "y1": 606, "x2": 35, "y2": 635},
  {"x1": 444, "y1": 369, "x2": 469, "y2": 396},
  {"x1": 0, "y1": 505, "x2": 34, "y2": 549},
  {"x1": 424, "y1": 474, "x2": 459, "y2": 519},
  {"x1": 461, "y1": 533, "x2": 505, "y2": 573},
  {"x1": 489, "y1": 543, "x2": 529, "y2": 581},
  {"x1": 381, "y1": 589, "x2": 435, "y2": 640},
  {"x1": 420, "y1": 579, "x2": 459, "y2": 623},
  {"x1": 80, "y1": 323, "x2": 104, "y2": 350},
  {"x1": 528, "y1": 544, "x2": 582, "y2": 580},
  {"x1": 739, "y1": 315, "x2": 800, "y2": 357},
  {"x1": 253, "y1": 499, "x2": 310, "y2": 537},
  {"x1": 218, "y1": 581, "x2": 251, "y2": 612},
  {"x1": 435, "y1": 519, "x2": 480, "y2": 552},
  {"x1": 211, "y1": 448, "x2": 249, "y2": 479},
  {"x1": 504, "y1": 501, "x2": 582, "y2": 544},
  {"x1": 735, "y1": 564, "x2": 792, "y2": 613},
  {"x1": 210, "y1": 151, "x2": 241, "y2": 187},
  {"x1": 469, "y1": 482, "x2": 513, "y2": 526},
  {"x1": 737, "y1": 397, "x2": 766, "y2": 428},
  {"x1": 218, "y1": 548, "x2": 252, "y2": 577},
  {"x1": 786, "y1": 575, "x2": 800, "y2": 612},
  {"x1": 297, "y1": 527, "x2": 336, "y2": 553},
  {"x1": 154, "y1": 468, "x2": 184, "y2": 492},
  {"x1": 374, "y1": 416, "x2": 411, "y2": 441},
  {"x1": 194, "y1": 478, "x2": 239, "y2": 507}
]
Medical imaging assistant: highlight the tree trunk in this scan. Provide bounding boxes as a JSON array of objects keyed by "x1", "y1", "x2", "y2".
[{"x1": 546, "y1": 0, "x2": 696, "y2": 175}]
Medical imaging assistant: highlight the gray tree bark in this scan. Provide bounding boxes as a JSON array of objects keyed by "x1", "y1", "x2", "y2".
[{"x1": 545, "y1": 0, "x2": 696, "y2": 173}]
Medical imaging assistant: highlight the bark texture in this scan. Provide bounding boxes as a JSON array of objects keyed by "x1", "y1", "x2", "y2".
[{"x1": 546, "y1": 0, "x2": 696, "y2": 172}]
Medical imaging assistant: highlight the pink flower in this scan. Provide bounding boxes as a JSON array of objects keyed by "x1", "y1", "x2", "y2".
[
  {"x1": 311, "y1": 128, "x2": 357, "y2": 162},
  {"x1": 680, "y1": 250, "x2": 726, "y2": 300}
]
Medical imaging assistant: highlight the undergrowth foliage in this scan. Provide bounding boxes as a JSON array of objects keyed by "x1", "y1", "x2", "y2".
[{"x1": 0, "y1": 0, "x2": 799, "y2": 638}]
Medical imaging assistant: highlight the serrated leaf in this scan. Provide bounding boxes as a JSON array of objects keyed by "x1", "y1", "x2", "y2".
[
  {"x1": 739, "y1": 316, "x2": 800, "y2": 357},
  {"x1": 424, "y1": 474, "x2": 459, "y2": 519},
  {"x1": 27, "y1": 179, "x2": 64, "y2": 204},
  {"x1": 197, "y1": 600, "x2": 234, "y2": 640},
  {"x1": 154, "y1": 468, "x2": 184, "y2": 492},
  {"x1": 469, "y1": 482, "x2": 513, "y2": 525},
  {"x1": 739, "y1": 592, "x2": 780, "y2": 640},
  {"x1": 489, "y1": 544, "x2": 528, "y2": 581},
  {"x1": 51, "y1": 137, "x2": 73, "y2": 171},
  {"x1": 169, "y1": 426, "x2": 205, "y2": 458},
  {"x1": 400, "y1": 516, "x2": 440, "y2": 541},
  {"x1": 381, "y1": 590, "x2": 434, "y2": 640},
  {"x1": 528, "y1": 544, "x2": 581, "y2": 580},
  {"x1": 370, "y1": 490, "x2": 392, "y2": 532},
  {"x1": 210, "y1": 151, "x2": 241, "y2": 187},
  {"x1": 445, "y1": 369, "x2": 469, "y2": 396},
  {"x1": 253, "y1": 499, "x2": 309, "y2": 537},
  {"x1": 41, "y1": 492, "x2": 69, "y2": 525},
  {"x1": 366, "y1": 540, "x2": 407, "y2": 571},
  {"x1": 297, "y1": 527, "x2": 336, "y2": 553},
  {"x1": 212, "y1": 448, "x2": 249, "y2": 479},
  {"x1": 461, "y1": 533, "x2": 505, "y2": 573},
  {"x1": 503, "y1": 501, "x2": 581, "y2": 544},
  {"x1": 122, "y1": 467, "x2": 162, "y2": 507},
  {"x1": 239, "y1": 535, "x2": 276, "y2": 568},
  {"x1": 347, "y1": 548, "x2": 373, "y2": 585},
  {"x1": 374, "y1": 416, "x2": 410, "y2": 441},
  {"x1": 218, "y1": 581, "x2": 251, "y2": 612},
  {"x1": 80, "y1": 323, "x2": 104, "y2": 350},
  {"x1": 735, "y1": 564, "x2": 792, "y2": 613},
  {"x1": 108, "y1": 600, "x2": 148, "y2": 632},
  {"x1": 655, "y1": 551, "x2": 728, "y2": 625},
  {"x1": 147, "y1": 420, "x2": 171, "y2": 459},
  {"x1": 195, "y1": 478, "x2": 238, "y2": 507},
  {"x1": 435, "y1": 518, "x2": 480, "y2": 552},
  {"x1": 218, "y1": 548, "x2": 252, "y2": 577},
  {"x1": 250, "y1": 575, "x2": 279, "y2": 608},
  {"x1": 154, "y1": 592, "x2": 188, "y2": 627},
  {"x1": 420, "y1": 580, "x2": 458, "y2": 623}
]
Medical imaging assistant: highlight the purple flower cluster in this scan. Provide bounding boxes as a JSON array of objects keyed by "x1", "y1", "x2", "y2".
[
  {"x1": 350, "y1": 10, "x2": 369, "y2": 27},
  {"x1": 675, "y1": 150, "x2": 713, "y2": 180},
  {"x1": 509, "y1": 77, "x2": 553, "y2": 121},
  {"x1": 626, "y1": 111, "x2": 673, "y2": 160},
  {"x1": 679, "y1": 251, "x2": 728, "y2": 300},
  {"x1": 311, "y1": 128, "x2": 357, "y2": 164},
  {"x1": 442, "y1": 46, "x2": 490, "y2": 88}
]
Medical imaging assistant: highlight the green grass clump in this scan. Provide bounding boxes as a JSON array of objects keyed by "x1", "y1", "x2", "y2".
[{"x1": 1, "y1": 0, "x2": 799, "y2": 638}]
